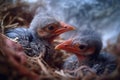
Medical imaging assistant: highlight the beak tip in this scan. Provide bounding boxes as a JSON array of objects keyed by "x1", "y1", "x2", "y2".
[
  {"x1": 60, "y1": 21, "x2": 75, "y2": 30},
  {"x1": 72, "y1": 27, "x2": 76, "y2": 30},
  {"x1": 68, "y1": 26, "x2": 75, "y2": 31},
  {"x1": 55, "y1": 44, "x2": 63, "y2": 50},
  {"x1": 55, "y1": 45, "x2": 59, "y2": 50}
]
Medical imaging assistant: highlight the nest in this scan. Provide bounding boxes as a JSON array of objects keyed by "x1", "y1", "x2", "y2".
[{"x1": 0, "y1": 1, "x2": 120, "y2": 80}]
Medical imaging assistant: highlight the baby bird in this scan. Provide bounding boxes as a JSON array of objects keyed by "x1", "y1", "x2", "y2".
[
  {"x1": 5, "y1": 12, "x2": 75, "y2": 63},
  {"x1": 55, "y1": 29, "x2": 117, "y2": 75}
]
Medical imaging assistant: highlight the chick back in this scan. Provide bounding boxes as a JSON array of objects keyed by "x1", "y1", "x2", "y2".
[{"x1": 5, "y1": 27, "x2": 52, "y2": 57}]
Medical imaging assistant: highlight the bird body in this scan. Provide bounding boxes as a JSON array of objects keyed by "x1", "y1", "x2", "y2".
[
  {"x1": 63, "y1": 52, "x2": 117, "y2": 75},
  {"x1": 55, "y1": 29, "x2": 117, "y2": 75},
  {"x1": 5, "y1": 27, "x2": 48, "y2": 57}
]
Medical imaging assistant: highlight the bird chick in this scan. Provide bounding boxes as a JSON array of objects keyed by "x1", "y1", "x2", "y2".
[
  {"x1": 5, "y1": 12, "x2": 75, "y2": 57},
  {"x1": 55, "y1": 29, "x2": 117, "y2": 76},
  {"x1": 29, "y1": 12, "x2": 75, "y2": 42}
]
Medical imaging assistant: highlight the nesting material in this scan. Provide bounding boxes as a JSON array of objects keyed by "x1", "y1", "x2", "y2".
[{"x1": 0, "y1": 1, "x2": 120, "y2": 80}]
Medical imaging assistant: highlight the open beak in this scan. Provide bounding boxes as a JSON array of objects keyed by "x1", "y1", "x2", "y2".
[
  {"x1": 54, "y1": 22, "x2": 75, "y2": 35},
  {"x1": 55, "y1": 39, "x2": 80, "y2": 53}
]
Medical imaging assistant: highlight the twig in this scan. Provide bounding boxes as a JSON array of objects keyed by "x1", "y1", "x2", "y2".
[
  {"x1": 1, "y1": 12, "x2": 9, "y2": 33},
  {"x1": 37, "y1": 58, "x2": 50, "y2": 75},
  {"x1": 8, "y1": 16, "x2": 17, "y2": 25},
  {"x1": 4, "y1": 23, "x2": 19, "y2": 29},
  {"x1": 55, "y1": 70, "x2": 73, "y2": 77}
]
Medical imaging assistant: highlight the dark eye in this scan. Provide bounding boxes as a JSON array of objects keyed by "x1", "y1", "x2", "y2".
[
  {"x1": 48, "y1": 26, "x2": 54, "y2": 30},
  {"x1": 79, "y1": 45, "x2": 86, "y2": 50}
]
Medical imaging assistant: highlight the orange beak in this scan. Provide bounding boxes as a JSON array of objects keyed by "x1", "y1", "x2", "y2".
[
  {"x1": 54, "y1": 22, "x2": 75, "y2": 35},
  {"x1": 55, "y1": 39, "x2": 90, "y2": 60},
  {"x1": 55, "y1": 39, "x2": 80, "y2": 54}
]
